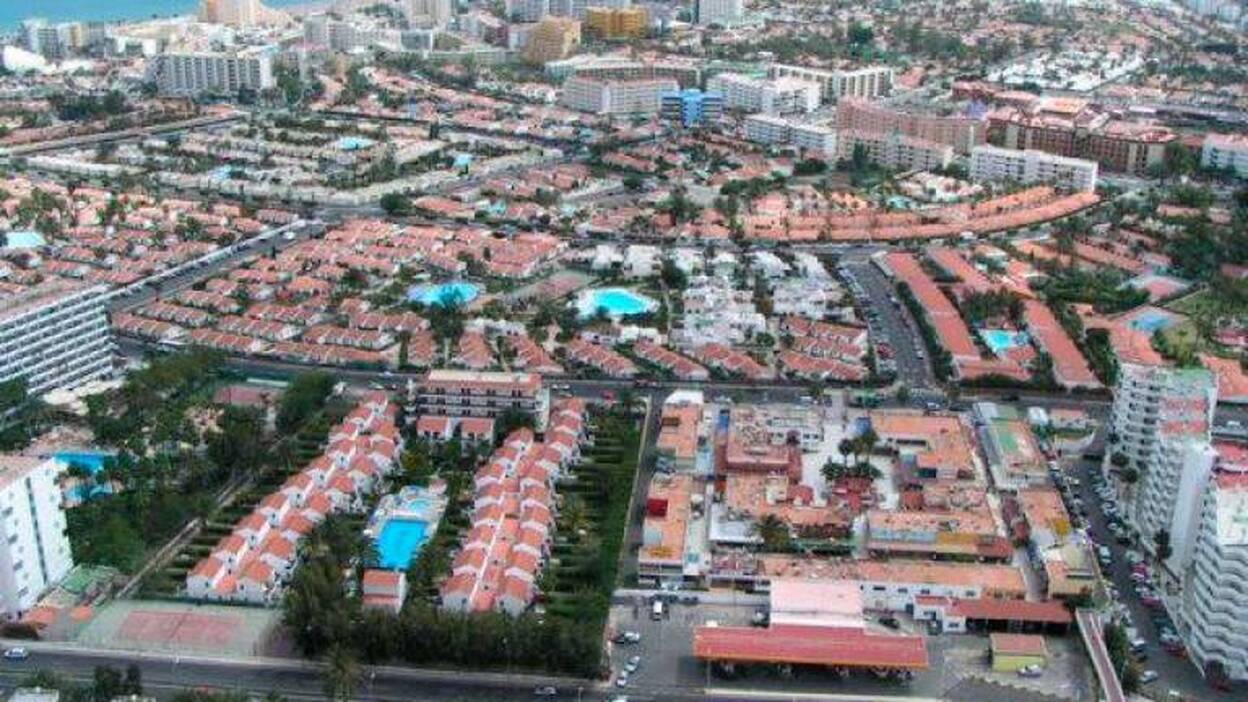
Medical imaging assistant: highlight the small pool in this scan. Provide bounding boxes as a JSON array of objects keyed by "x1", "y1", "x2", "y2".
[
  {"x1": 576, "y1": 287, "x2": 658, "y2": 319},
  {"x1": 4, "y1": 230, "x2": 46, "y2": 250},
  {"x1": 1128, "y1": 309, "x2": 1178, "y2": 334},
  {"x1": 453, "y1": 153, "x2": 474, "y2": 168},
  {"x1": 376, "y1": 518, "x2": 429, "y2": 570},
  {"x1": 53, "y1": 451, "x2": 114, "y2": 475},
  {"x1": 207, "y1": 165, "x2": 235, "y2": 182},
  {"x1": 980, "y1": 329, "x2": 1030, "y2": 355},
  {"x1": 407, "y1": 282, "x2": 480, "y2": 307},
  {"x1": 335, "y1": 136, "x2": 376, "y2": 151}
]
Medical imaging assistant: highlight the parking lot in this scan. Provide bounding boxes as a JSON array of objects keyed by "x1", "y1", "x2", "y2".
[{"x1": 839, "y1": 258, "x2": 934, "y2": 390}]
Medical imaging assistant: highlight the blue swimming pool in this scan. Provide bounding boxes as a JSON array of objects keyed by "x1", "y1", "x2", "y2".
[
  {"x1": 980, "y1": 329, "x2": 1030, "y2": 355},
  {"x1": 576, "y1": 287, "x2": 658, "y2": 319},
  {"x1": 335, "y1": 136, "x2": 376, "y2": 151},
  {"x1": 407, "y1": 282, "x2": 480, "y2": 307},
  {"x1": 1129, "y1": 309, "x2": 1177, "y2": 334},
  {"x1": 53, "y1": 451, "x2": 113, "y2": 475},
  {"x1": 376, "y1": 518, "x2": 430, "y2": 570}
]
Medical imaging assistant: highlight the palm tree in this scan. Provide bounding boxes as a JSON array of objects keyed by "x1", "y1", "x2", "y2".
[
  {"x1": 837, "y1": 438, "x2": 854, "y2": 467},
  {"x1": 322, "y1": 644, "x2": 359, "y2": 702},
  {"x1": 752, "y1": 514, "x2": 792, "y2": 552}
]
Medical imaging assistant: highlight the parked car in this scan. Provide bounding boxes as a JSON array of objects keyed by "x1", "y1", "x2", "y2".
[
  {"x1": 1017, "y1": 664, "x2": 1043, "y2": 678},
  {"x1": 1140, "y1": 670, "x2": 1160, "y2": 685},
  {"x1": 625, "y1": 655, "x2": 641, "y2": 673},
  {"x1": 534, "y1": 686, "x2": 558, "y2": 697},
  {"x1": 879, "y1": 616, "x2": 900, "y2": 630},
  {"x1": 2, "y1": 648, "x2": 28, "y2": 661}
]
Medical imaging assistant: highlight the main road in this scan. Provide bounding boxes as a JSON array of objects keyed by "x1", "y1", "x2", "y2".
[{"x1": 0, "y1": 640, "x2": 933, "y2": 702}]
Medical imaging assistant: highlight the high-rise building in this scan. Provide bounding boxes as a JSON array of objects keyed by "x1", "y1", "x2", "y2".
[
  {"x1": 584, "y1": 7, "x2": 648, "y2": 38},
  {"x1": 406, "y1": 0, "x2": 454, "y2": 27},
  {"x1": 551, "y1": 0, "x2": 631, "y2": 19},
  {"x1": 837, "y1": 130, "x2": 952, "y2": 172},
  {"x1": 20, "y1": 19, "x2": 85, "y2": 60},
  {"x1": 0, "y1": 282, "x2": 113, "y2": 399},
  {"x1": 505, "y1": 0, "x2": 549, "y2": 23},
  {"x1": 694, "y1": 0, "x2": 743, "y2": 25},
  {"x1": 1174, "y1": 442, "x2": 1248, "y2": 683},
  {"x1": 0, "y1": 455, "x2": 75, "y2": 618},
  {"x1": 561, "y1": 76, "x2": 678, "y2": 115},
  {"x1": 969, "y1": 145, "x2": 1099, "y2": 192},
  {"x1": 521, "y1": 16, "x2": 581, "y2": 65},
  {"x1": 743, "y1": 115, "x2": 837, "y2": 156},
  {"x1": 987, "y1": 99, "x2": 1175, "y2": 175},
  {"x1": 1201, "y1": 133, "x2": 1248, "y2": 179},
  {"x1": 768, "y1": 64, "x2": 893, "y2": 104},
  {"x1": 834, "y1": 98, "x2": 986, "y2": 155},
  {"x1": 1108, "y1": 363, "x2": 1217, "y2": 559},
  {"x1": 660, "y1": 89, "x2": 723, "y2": 128},
  {"x1": 706, "y1": 73, "x2": 820, "y2": 116},
  {"x1": 149, "y1": 47, "x2": 277, "y2": 97}
]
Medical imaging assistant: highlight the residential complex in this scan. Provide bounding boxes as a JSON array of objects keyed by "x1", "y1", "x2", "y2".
[
  {"x1": 838, "y1": 130, "x2": 953, "y2": 172},
  {"x1": 1201, "y1": 133, "x2": 1248, "y2": 178},
  {"x1": 148, "y1": 47, "x2": 276, "y2": 97},
  {"x1": 1110, "y1": 364, "x2": 1217, "y2": 559},
  {"x1": 411, "y1": 370, "x2": 549, "y2": 424},
  {"x1": 987, "y1": 98, "x2": 1175, "y2": 175},
  {"x1": 1177, "y1": 446, "x2": 1248, "y2": 682},
  {"x1": 0, "y1": 456, "x2": 74, "y2": 619},
  {"x1": 694, "y1": 0, "x2": 743, "y2": 26},
  {"x1": 660, "y1": 89, "x2": 723, "y2": 128},
  {"x1": 0, "y1": 282, "x2": 113, "y2": 399},
  {"x1": 584, "y1": 7, "x2": 648, "y2": 38},
  {"x1": 834, "y1": 99, "x2": 986, "y2": 155},
  {"x1": 768, "y1": 65, "x2": 893, "y2": 104},
  {"x1": 522, "y1": 16, "x2": 581, "y2": 64},
  {"x1": 706, "y1": 73, "x2": 820, "y2": 116},
  {"x1": 560, "y1": 76, "x2": 678, "y2": 115},
  {"x1": 970, "y1": 145, "x2": 1099, "y2": 192},
  {"x1": 744, "y1": 115, "x2": 838, "y2": 156}
]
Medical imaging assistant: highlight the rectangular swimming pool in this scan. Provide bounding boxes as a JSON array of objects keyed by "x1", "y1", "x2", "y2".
[{"x1": 376, "y1": 518, "x2": 430, "y2": 570}]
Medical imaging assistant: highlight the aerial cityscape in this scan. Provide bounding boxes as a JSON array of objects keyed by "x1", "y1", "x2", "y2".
[{"x1": 0, "y1": 0, "x2": 1244, "y2": 700}]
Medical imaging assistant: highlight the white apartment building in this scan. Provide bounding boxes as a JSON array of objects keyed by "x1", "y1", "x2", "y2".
[
  {"x1": 407, "y1": 0, "x2": 454, "y2": 26},
  {"x1": 550, "y1": 0, "x2": 631, "y2": 19},
  {"x1": 768, "y1": 64, "x2": 893, "y2": 104},
  {"x1": 1178, "y1": 465, "x2": 1248, "y2": 682},
  {"x1": 505, "y1": 0, "x2": 549, "y2": 22},
  {"x1": 838, "y1": 130, "x2": 953, "y2": 172},
  {"x1": 791, "y1": 123, "x2": 838, "y2": 156},
  {"x1": 1109, "y1": 364, "x2": 1216, "y2": 556},
  {"x1": 695, "y1": 0, "x2": 743, "y2": 25},
  {"x1": 0, "y1": 282, "x2": 113, "y2": 399},
  {"x1": 559, "y1": 76, "x2": 678, "y2": 115},
  {"x1": 706, "y1": 73, "x2": 819, "y2": 116},
  {"x1": 0, "y1": 456, "x2": 74, "y2": 619},
  {"x1": 743, "y1": 114, "x2": 792, "y2": 145},
  {"x1": 412, "y1": 370, "x2": 550, "y2": 424},
  {"x1": 1201, "y1": 133, "x2": 1248, "y2": 178},
  {"x1": 149, "y1": 47, "x2": 276, "y2": 97},
  {"x1": 970, "y1": 145, "x2": 1099, "y2": 192}
]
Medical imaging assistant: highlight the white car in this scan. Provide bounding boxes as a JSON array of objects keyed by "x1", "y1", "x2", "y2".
[
  {"x1": 2, "y1": 647, "x2": 29, "y2": 661},
  {"x1": 1140, "y1": 670, "x2": 1160, "y2": 685},
  {"x1": 615, "y1": 673, "x2": 629, "y2": 688},
  {"x1": 1017, "y1": 664, "x2": 1043, "y2": 678}
]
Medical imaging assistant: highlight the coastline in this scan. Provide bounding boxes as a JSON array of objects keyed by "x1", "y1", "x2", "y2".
[{"x1": 0, "y1": 0, "x2": 330, "y2": 33}]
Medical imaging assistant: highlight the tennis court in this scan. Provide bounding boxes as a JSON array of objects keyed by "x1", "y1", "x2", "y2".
[{"x1": 76, "y1": 600, "x2": 281, "y2": 656}]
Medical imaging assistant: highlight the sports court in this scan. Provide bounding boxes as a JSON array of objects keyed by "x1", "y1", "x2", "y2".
[{"x1": 76, "y1": 600, "x2": 281, "y2": 657}]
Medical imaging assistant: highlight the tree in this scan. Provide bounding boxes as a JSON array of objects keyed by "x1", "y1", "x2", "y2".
[
  {"x1": 1153, "y1": 528, "x2": 1172, "y2": 561},
  {"x1": 322, "y1": 644, "x2": 360, "y2": 702},
  {"x1": 277, "y1": 372, "x2": 336, "y2": 434},
  {"x1": 752, "y1": 514, "x2": 792, "y2": 551},
  {"x1": 380, "y1": 192, "x2": 411, "y2": 216}
]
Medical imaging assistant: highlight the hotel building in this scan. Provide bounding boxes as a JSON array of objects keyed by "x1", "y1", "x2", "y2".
[{"x1": 0, "y1": 282, "x2": 113, "y2": 400}]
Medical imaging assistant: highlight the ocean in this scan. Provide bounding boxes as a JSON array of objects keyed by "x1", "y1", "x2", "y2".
[{"x1": 0, "y1": 0, "x2": 313, "y2": 32}]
